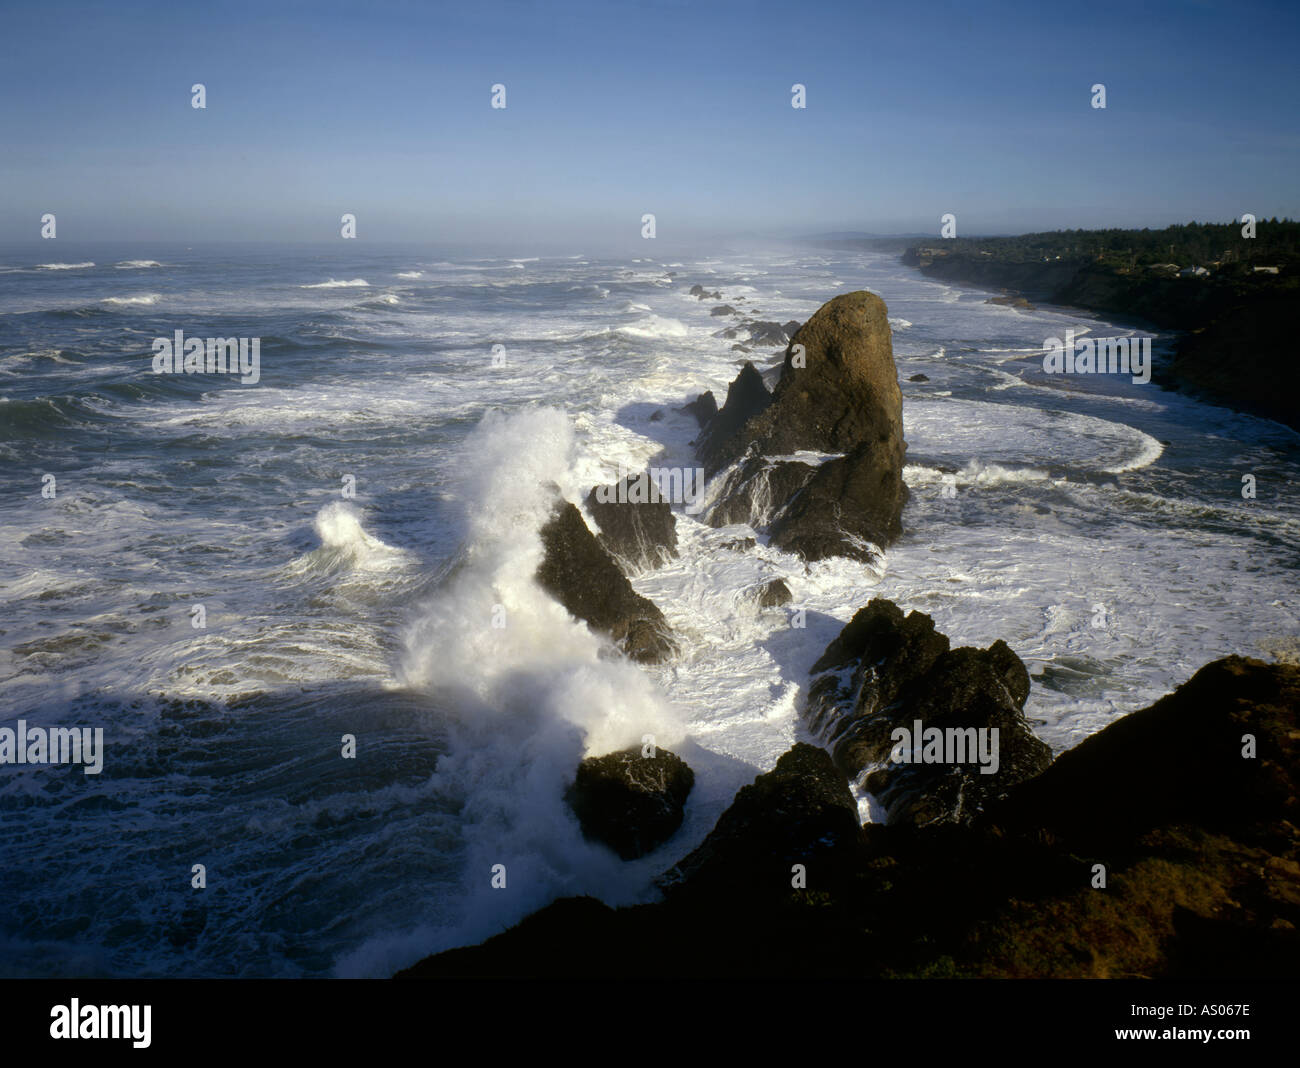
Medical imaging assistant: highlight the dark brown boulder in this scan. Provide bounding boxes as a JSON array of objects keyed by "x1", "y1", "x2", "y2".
[
  {"x1": 705, "y1": 455, "x2": 817, "y2": 528},
  {"x1": 746, "y1": 321, "x2": 791, "y2": 347},
  {"x1": 536, "y1": 501, "x2": 675, "y2": 663},
  {"x1": 704, "y1": 292, "x2": 905, "y2": 470},
  {"x1": 566, "y1": 745, "x2": 695, "y2": 860}
]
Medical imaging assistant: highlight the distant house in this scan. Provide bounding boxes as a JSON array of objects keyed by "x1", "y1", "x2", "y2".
[
  {"x1": 1179, "y1": 266, "x2": 1210, "y2": 277},
  {"x1": 1253, "y1": 266, "x2": 1280, "y2": 274}
]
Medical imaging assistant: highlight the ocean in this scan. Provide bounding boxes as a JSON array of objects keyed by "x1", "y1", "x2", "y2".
[{"x1": 1, "y1": 242, "x2": 1296, "y2": 977}]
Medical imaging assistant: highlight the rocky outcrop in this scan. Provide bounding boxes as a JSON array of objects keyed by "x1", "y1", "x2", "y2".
[
  {"x1": 681, "y1": 390, "x2": 717, "y2": 428},
  {"x1": 710, "y1": 305, "x2": 736, "y2": 317},
  {"x1": 397, "y1": 657, "x2": 1300, "y2": 980},
  {"x1": 689, "y1": 284, "x2": 721, "y2": 301},
  {"x1": 755, "y1": 578, "x2": 791, "y2": 607},
  {"x1": 694, "y1": 292, "x2": 908, "y2": 562},
  {"x1": 988, "y1": 655, "x2": 1300, "y2": 845},
  {"x1": 807, "y1": 598, "x2": 1050, "y2": 825},
  {"x1": 536, "y1": 501, "x2": 674, "y2": 662},
  {"x1": 694, "y1": 363, "x2": 772, "y2": 473},
  {"x1": 658, "y1": 743, "x2": 865, "y2": 900},
  {"x1": 584, "y1": 479, "x2": 677, "y2": 571},
  {"x1": 565, "y1": 746, "x2": 695, "y2": 860},
  {"x1": 745, "y1": 321, "x2": 790, "y2": 347},
  {"x1": 705, "y1": 455, "x2": 817, "y2": 528},
  {"x1": 767, "y1": 441, "x2": 906, "y2": 559}
]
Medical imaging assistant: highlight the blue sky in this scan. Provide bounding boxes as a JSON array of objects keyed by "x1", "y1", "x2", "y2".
[{"x1": 1, "y1": 0, "x2": 1297, "y2": 245}]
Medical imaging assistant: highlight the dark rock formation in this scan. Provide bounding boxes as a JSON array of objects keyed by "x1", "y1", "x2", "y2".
[
  {"x1": 659, "y1": 743, "x2": 865, "y2": 901},
  {"x1": 710, "y1": 292, "x2": 905, "y2": 468},
  {"x1": 807, "y1": 598, "x2": 1050, "y2": 825},
  {"x1": 746, "y1": 321, "x2": 790, "y2": 347},
  {"x1": 694, "y1": 362, "x2": 772, "y2": 473},
  {"x1": 565, "y1": 745, "x2": 695, "y2": 860},
  {"x1": 719, "y1": 537, "x2": 755, "y2": 552},
  {"x1": 694, "y1": 292, "x2": 908, "y2": 562},
  {"x1": 536, "y1": 501, "x2": 674, "y2": 663},
  {"x1": 989, "y1": 655, "x2": 1300, "y2": 845},
  {"x1": 755, "y1": 578, "x2": 792, "y2": 607},
  {"x1": 584, "y1": 479, "x2": 677, "y2": 571},
  {"x1": 681, "y1": 390, "x2": 717, "y2": 428},
  {"x1": 689, "y1": 284, "x2": 721, "y2": 301},
  {"x1": 908, "y1": 373, "x2": 929, "y2": 382},
  {"x1": 768, "y1": 441, "x2": 904, "y2": 560},
  {"x1": 986, "y1": 294, "x2": 1035, "y2": 310},
  {"x1": 705, "y1": 455, "x2": 817, "y2": 528},
  {"x1": 710, "y1": 305, "x2": 736, "y2": 317}
]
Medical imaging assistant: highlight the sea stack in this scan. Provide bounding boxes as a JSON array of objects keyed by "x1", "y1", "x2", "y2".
[{"x1": 695, "y1": 291, "x2": 908, "y2": 562}]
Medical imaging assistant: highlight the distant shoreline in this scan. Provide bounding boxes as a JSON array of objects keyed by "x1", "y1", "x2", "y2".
[
  {"x1": 810, "y1": 226, "x2": 1300, "y2": 431},
  {"x1": 901, "y1": 228, "x2": 1297, "y2": 431}
]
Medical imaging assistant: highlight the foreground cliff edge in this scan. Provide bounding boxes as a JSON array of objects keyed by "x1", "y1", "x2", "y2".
[{"x1": 397, "y1": 654, "x2": 1299, "y2": 979}]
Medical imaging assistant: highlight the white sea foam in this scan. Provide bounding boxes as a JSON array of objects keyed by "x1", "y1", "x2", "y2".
[
  {"x1": 301, "y1": 278, "x2": 370, "y2": 288},
  {"x1": 617, "y1": 315, "x2": 690, "y2": 339},
  {"x1": 101, "y1": 294, "x2": 161, "y2": 306},
  {"x1": 36, "y1": 262, "x2": 94, "y2": 270},
  {"x1": 113, "y1": 260, "x2": 163, "y2": 269}
]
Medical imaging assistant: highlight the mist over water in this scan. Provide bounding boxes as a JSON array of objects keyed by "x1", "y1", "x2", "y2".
[{"x1": 1, "y1": 243, "x2": 1296, "y2": 977}]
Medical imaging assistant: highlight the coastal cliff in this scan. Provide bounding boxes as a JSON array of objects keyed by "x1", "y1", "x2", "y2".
[{"x1": 899, "y1": 225, "x2": 1300, "y2": 430}]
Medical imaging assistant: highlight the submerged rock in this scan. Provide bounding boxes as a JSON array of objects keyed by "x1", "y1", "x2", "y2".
[
  {"x1": 745, "y1": 320, "x2": 791, "y2": 347},
  {"x1": 755, "y1": 578, "x2": 792, "y2": 607},
  {"x1": 566, "y1": 745, "x2": 694, "y2": 860},
  {"x1": 536, "y1": 501, "x2": 674, "y2": 663}
]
